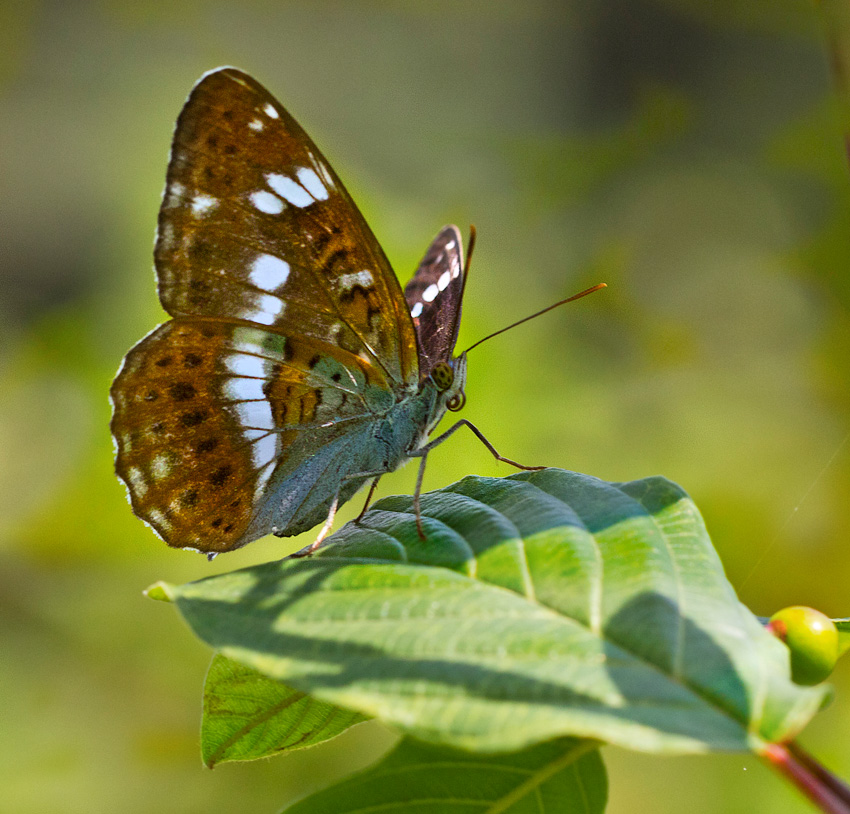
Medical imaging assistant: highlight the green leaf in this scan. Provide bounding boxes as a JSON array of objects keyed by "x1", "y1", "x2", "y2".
[
  {"x1": 282, "y1": 736, "x2": 606, "y2": 814},
  {"x1": 834, "y1": 618, "x2": 850, "y2": 658},
  {"x1": 156, "y1": 469, "x2": 826, "y2": 754},
  {"x1": 201, "y1": 654, "x2": 366, "y2": 767}
]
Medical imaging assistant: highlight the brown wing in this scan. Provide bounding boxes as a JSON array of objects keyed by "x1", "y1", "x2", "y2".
[
  {"x1": 110, "y1": 317, "x2": 392, "y2": 553},
  {"x1": 155, "y1": 67, "x2": 418, "y2": 386},
  {"x1": 404, "y1": 225, "x2": 465, "y2": 379}
]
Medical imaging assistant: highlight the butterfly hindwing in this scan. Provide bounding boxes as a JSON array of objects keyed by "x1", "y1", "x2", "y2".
[
  {"x1": 155, "y1": 67, "x2": 419, "y2": 386},
  {"x1": 404, "y1": 225, "x2": 465, "y2": 378},
  {"x1": 110, "y1": 317, "x2": 391, "y2": 552}
]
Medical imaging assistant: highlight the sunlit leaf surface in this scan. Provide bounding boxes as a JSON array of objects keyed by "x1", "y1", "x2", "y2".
[{"x1": 157, "y1": 469, "x2": 826, "y2": 754}]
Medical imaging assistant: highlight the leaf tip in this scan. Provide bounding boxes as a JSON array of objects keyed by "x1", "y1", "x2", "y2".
[{"x1": 144, "y1": 581, "x2": 175, "y2": 602}]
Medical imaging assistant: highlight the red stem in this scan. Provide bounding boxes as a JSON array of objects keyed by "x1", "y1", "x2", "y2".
[{"x1": 762, "y1": 742, "x2": 850, "y2": 814}]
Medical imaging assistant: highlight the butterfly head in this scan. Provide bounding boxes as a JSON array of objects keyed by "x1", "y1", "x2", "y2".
[{"x1": 431, "y1": 355, "x2": 467, "y2": 413}]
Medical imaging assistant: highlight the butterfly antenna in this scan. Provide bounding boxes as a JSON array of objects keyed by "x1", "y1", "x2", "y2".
[
  {"x1": 462, "y1": 283, "x2": 607, "y2": 354},
  {"x1": 460, "y1": 224, "x2": 477, "y2": 303}
]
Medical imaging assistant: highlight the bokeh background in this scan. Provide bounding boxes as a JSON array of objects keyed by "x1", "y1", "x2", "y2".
[{"x1": 2, "y1": 1, "x2": 850, "y2": 812}]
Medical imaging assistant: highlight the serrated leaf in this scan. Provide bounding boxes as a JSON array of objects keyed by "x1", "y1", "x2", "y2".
[
  {"x1": 202, "y1": 654, "x2": 366, "y2": 766},
  {"x1": 282, "y1": 736, "x2": 606, "y2": 814},
  {"x1": 158, "y1": 469, "x2": 826, "y2": 754}
]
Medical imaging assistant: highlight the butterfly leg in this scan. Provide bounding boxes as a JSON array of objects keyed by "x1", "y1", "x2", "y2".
[
  {"x1": 290, "y1": 469, "x2": 388, "y2": 558},
  {"x1": 412, "y1": 453, "x2": 430, "y2": 539},
  {"x1": 290, "y1": 490, "x2": 342, "y2": 558},
  {"x1": 409, "y1": 419, "x2": 545, "y2": 539},
  {"x1": 355, "y1": 476, "x2": 382, "y2": 523}
]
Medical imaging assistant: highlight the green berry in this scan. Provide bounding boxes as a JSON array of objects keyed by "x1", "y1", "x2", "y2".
[{"x1": 768, "y1": 606, "x2": 838, "y2": 686}]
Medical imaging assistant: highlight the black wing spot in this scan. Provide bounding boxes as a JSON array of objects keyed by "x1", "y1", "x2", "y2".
[
  {"x1": 331, "y1": 372, "x2": 342, "y2": 383},
  {"x1": 196, "y1": 437, "x2": 219, "y2": 454},
  {"x1": 155, "y1": 356, "x2": 173, "y2": 368},
  {"x1": 188, "y1": 239, "x2": 212, "y2": 261},
  {"x1": 180, "y1": 409, "x2": 209, "y2": 427},
  {"x1": 209, "y1": 464, "x2": 233, "y2": 487},
  {"x1": 324, "y1": 248, "x2": 347, "y2": 273},
  {"x1": 181, "y1": 488, "x2": 199, "y2": 507},
  {"x1": 211, "y1": 517, "x2": 223, "y2": 528},
  {"x1": 184, "y1": 353, "x2": 203, "y2": 368},
  {"x1": 169, "y1": 382, "x2": 196, "y2": 401}
]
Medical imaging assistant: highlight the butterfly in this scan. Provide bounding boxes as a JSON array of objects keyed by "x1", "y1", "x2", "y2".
[{"x1": 110, "y1": 67, "x2": 551, "y2": 558}]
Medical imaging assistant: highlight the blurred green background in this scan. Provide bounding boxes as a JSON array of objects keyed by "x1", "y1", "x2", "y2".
[{"x1": 2, "y1": 1, "x2": 849, "y2": 812}]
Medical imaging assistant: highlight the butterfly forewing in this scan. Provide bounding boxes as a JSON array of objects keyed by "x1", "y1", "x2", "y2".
[
  {"x1": 156, "y1": 68, "x2": 418, "y2": 385},
  {"x1": 404, "y1": 225, "x2": 465, "y2": 377},
  {"x1": 111, "y1": 67, "x2": 424, "y2": 553}
]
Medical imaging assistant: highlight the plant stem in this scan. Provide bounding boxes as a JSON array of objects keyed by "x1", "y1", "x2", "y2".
[{"x1": 762, "y1": 741, "x2": 850, "y2": 814}]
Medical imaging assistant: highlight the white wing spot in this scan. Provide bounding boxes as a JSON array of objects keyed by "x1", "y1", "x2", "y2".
[
  {"x1": 410, "y1": 302, "x2": 424, "y2": 318},
  {"x1": 126, "y1": 466, "x2": 148, "y2": 497},
  {"x1": 191, "y1": 194, "x2": 217, "y2": 216},
  {"x1": 148, "y1": 508, "x2": 171, "y2": 530},
  {"x1": 158, "y1": 222, "x2": 175, "y2": 249},
  {"x1": 250, "y1": 254, "x2": 290, "y2": 291},
  {"x1": 296, "y1": 167, "x2": 329, "y2": 201},
  {"x1": 263, "y1": 103, "x2": 279, "y2": 119},
  {"x1": 328, "y1": 322, "x2": 344, "y2": 344},
  {"x1": 315, "y1": 161, "x2": 335, "y2": 189},
  {"x1": 234, "y1": 400, "x2": 275, "y2": 431},
  {"x1": 248, "y1": 118, "x2": 264, "y2": 132},
  {"x1": 266, "y1": 173, "x2": 313, "y2": 208},
  {"x1": 445, "y1": 240, "x2": 456, "y2": 250},
  {"x1": 241, "y1": 293, "x2": 285, "y2": 325},
  {"x1": 224, "y1": 376, "x2": 266, "y2": 402},
  {"x1": 244, "y1": 429, "x2": 278, "y2": 469},
  {"x1": 253, "y1": 460, "x2": 275, "y2": 498},
  {"x1": 225, "y1": 354, "x2": 266, "y2": 378},
  {"x1": 151, "y1": 453, "x2": 172, "y2": 480},
  {"x1": 437, "y1": 270, "x2": 451, "y2": 291},
  {"x1": 250, "y1": 190, "x2": 285, "y2": 215},
  {"x1": 422, "y1": 284, "x2": 439, "y2": 303},
  {"x1": 163, "y1": 182, "x2": 185, "y2": 209},
  {"x1": 231, "y1": 327, "x2": 277, "y2": 356},
  {"x1": 338, "y1": 270, "x2": 374, "y2": 291},
  {"x1": 223, "y1": 374, "x2": 276, "y2": 432}
]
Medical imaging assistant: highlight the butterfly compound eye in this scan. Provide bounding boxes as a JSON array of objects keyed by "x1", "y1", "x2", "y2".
[
  {"x1": 431, "y1": 362, "x2": 454, "y2": 392},
  {"x1": 446, "y1": 390, "x2": 466, "y2": 412}
]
